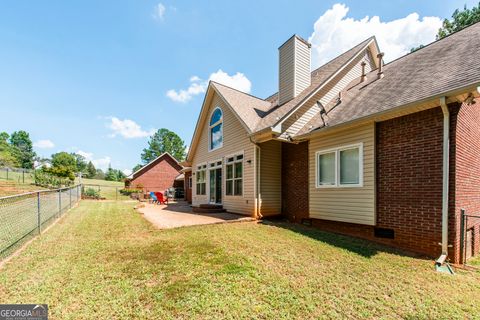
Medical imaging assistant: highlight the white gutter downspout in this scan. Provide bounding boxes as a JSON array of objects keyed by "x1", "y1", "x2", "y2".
[
  {"x1": 250, "y1": 137, "x2": 262, "y2": 219},
  {"x1": 436, "y1": 96, "x2": 450, "y2": 266}
]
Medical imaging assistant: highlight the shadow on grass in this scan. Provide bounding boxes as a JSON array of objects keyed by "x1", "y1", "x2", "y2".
[{"x1": 261, "y1": 218, "x2": 420, "y2": 260}]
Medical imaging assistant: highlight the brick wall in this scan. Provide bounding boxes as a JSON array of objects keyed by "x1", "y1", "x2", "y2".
[
  {"x1": 184, "y1": 171, "x2": 192, "y2": 204},
  {"x1": 307, "y1": 105, "x2": 461, "y2": 259},
  {"x1": 281, "y1": 141, "x2": 309, "y2": 222},
  {"x1": 452, "y1": 100, "x2": 480, "y2": 263},
  {"x1": 129, "y1": 155, "x2": 182, "y2": 194}
]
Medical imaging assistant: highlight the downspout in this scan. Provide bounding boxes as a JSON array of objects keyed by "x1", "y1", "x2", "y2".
[
  {"x1": 250, "y1": 137, "x2": 262, "y2": 219},
  {"x1": 436, "y1": 96, "x2": 450, "y2": 267}
]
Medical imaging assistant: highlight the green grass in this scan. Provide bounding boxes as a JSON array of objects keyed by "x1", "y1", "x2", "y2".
[
  {"x1": 78, "y1": 178, "x2": 128, "y2": 200},
  {"x1": 1, "y1": 201, "x2": 479, "y2": 319}
]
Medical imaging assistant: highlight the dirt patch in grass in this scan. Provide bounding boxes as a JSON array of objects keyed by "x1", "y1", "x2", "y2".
[{"x1": 0, "y1": 201, "x2": 479, "y2": 319}]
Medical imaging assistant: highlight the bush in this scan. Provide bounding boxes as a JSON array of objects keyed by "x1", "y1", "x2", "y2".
[
  {"x1": 34, "y1": 169, "x2": 74, "y2": 188},
  {"x1": 119, "y1": 188, "x2": 142, "y2": 196},
  {"x1": 83, "y1": 188, "x2": 100, "y2": 199}
]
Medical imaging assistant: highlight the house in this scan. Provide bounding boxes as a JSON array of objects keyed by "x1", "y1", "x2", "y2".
[
  {"x1": 183, "y1": 22, "x2": 480, "y2": 264},
  {"x1": 125, "y1": 152, "x2": 184, "y2": 194}
]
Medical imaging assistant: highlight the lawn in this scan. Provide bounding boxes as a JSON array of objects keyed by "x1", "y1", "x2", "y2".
[
  {"x1": 79, "y1": 178, "x2": 129, "y2": 200},
  {"x1": 0, "y1": 201, "x2": 479, "y2": 319}
]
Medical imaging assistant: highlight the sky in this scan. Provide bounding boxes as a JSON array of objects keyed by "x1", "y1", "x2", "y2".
[{"x1": 0, "y1": 0, "x2": 476, "y2": 175}]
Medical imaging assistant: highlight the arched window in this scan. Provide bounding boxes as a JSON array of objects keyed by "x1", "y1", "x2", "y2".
[{"x1": 209, "y1": 107, "x2": 223, "y2": 151}]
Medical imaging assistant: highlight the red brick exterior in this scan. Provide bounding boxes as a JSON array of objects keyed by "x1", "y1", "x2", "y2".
[
  {"x1": 184, "y1": 171, "x2": 192, "y2": 204},
  {"x1": 281, "y1": 141, "x2": 309, "y2": 222},
  {"x1": 290, "y1": 102, "x2": 480, "y2": 263},
  {"x1": 127, "y1": 154, "x2": 183, "y2": 194},
  {"x1": 451, "y1": 100, "x2": 480, "y2": 263}
]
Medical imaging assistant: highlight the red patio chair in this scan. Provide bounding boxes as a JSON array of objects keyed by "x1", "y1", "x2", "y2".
[{"x1": 155, "y1": 192, "x2": 169, "y2": 205}]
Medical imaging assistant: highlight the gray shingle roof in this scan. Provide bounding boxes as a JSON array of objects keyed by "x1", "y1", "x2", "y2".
[
  {"x1": 298, "y1": 21, "x2": 480, "y2": 136},
  {"x1": 211, "y1": 81, "x2": 272, "y2": 133},
  {"x1": 254, "y1": 37, "x2": 375, "y2": 131}
]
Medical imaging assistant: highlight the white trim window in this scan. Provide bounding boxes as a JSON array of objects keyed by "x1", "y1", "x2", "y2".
[
  {"x1": 225, "y1": 154, "x2": 243, "y2": 196},
  {"x1": 316, "y1": 143, "x2": 363, "y2": 188},
  {"x1": 196, "y1": 164, "x2": 207, "y2": 195},
  {"x1": 209, "y1": 107, "x2": 223, "y2": 151}
]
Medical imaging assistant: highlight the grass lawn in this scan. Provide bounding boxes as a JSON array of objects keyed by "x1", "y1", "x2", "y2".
[
  {"x1": 0, "y1": 201, "x2": 479, "y2": 319},
  {"x1": 79, "y1": 178, "x2": 129, "y2": 200}
]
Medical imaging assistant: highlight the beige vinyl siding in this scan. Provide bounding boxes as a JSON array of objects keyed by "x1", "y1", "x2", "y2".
[
  {"x1": 294, "y1": 38, "x2": 311, "y2": 96},
  {"x1": 259, "y1": 140, "x2": 282, "y2": 216},
  {"x1": 282, "y1": 50, "x2": 376, "y2": 136},
  {"x1": 309, "y1": 122, "x2": 375, "y2": 225},
  {"x1": 279, "y1": 37, "x2": 296, "y2": 105},
  {"x1": 192, "y1": 93, "x2": 255, "y2": 216}
]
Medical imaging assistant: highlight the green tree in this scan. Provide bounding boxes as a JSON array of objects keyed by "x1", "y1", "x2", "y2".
[
  {"x1": 105, "y1": 166, "x2": 117, "y2": 181},
  {"x1": 437, "y1": 3, "x2": 480, "y2": 39},
  {"x1": 86, "y1": 161, "x2": 96, "y2": 178},
  {"x1": 141, "y1": 128, "x2": 186, "y2": 163},
  {"x1": 72, "y1": 153, "x2": 88, "y2": 174},
  {"x1": 47, "y1": 152, "x2": 77, "y2": 181},
  {"x1": 94, "y1": 168, "x2": 105, "y2": 180},
  {"x1": 132, "y1": 164, "x2": 143, "y2": 173},
  {"x1": 0, "y1": 132, "x2": 20, "y2": 167},
  {"x1": 9, "y1": 130, "x2": 36, "y2": 168}
]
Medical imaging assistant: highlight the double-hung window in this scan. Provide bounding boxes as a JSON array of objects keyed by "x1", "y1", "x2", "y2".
[
  {"x1": 225, "y1": 154, "x2": 243, "y2": 196},
  {"x1": 316, "y1": 143, "x2": 363, "y2": 188},
  {"x1": 196, "y1": 164, "x2": 207, "y2": 195}
]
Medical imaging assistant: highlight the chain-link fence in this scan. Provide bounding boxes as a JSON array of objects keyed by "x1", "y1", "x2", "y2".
[
  {"x1": 0, "y1": 167, "x2": 34, "y2": 184},
  {"x1": 0, "y1": 185, "x2": 82, "y2": 259}
]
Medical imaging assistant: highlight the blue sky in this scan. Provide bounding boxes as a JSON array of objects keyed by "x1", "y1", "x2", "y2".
[{"x1": 0, "y1": 0, "x2": 476, "y2": 174}]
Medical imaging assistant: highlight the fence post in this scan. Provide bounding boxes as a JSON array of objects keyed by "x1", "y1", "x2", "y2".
[
  {"x1": 460, "y1": 209, "x2": 466, "y2": 264},
  {"x1": 69, "y1": 187, "x2": 72, "y2": 208},
  {"x1": 22, "y1": 170, "x2": 25, "y2": 184},
  {"x1": 6, "y1": 168, "x2": 8, "y2": 180},
  {"x1": 37, "y1": 192, "x2": 41, "y2": 234},
  {"x1": 116, "y1": 187, "x2": 118, "y2": 201},
  {"x1": 59, "y1": 189, "x2": 62, "y2": 216}
]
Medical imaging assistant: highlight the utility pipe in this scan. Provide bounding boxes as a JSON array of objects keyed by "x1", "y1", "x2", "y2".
[{"x1": 436, "y1": 96, "x2": 450, "y2": 266}]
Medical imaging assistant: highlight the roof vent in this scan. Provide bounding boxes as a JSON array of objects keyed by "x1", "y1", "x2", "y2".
[
  {"x1": 278, "y1": 35, "x2": 311, "y2": 105},
  {"x1": 377, "y1": 53, "x2": 384, "y2": 79},
  {"x1": 360, "y1": 61, "x2": 367, "y2": 82}
]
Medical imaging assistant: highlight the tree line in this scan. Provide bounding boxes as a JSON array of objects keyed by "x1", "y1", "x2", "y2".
[{"x1": 0, "y1": 130, "x2": 125, "y2": 182}]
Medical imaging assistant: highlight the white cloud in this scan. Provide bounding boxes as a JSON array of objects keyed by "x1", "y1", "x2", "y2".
[
  {"x1": 308, "y1": 3, "x2": 442, "y2": 66},
  {"x1": 122, "y1": 169, "x2": 132, "y2": 176},
  {"x1": 33, "y1": 139, "x2": 55, "y2": 149},
  {"x1": 106, "y1": 117, "x2": 155, "y2": 139},
  {"x1": 77, "y1": 150, "x2": 111, "y2": 171},
  {"x1": 166, "y1": 69, "x2": 252, "y2": 103},
  {"x1": 153, "y1": 3, "x2": 166, "y2": 20}
]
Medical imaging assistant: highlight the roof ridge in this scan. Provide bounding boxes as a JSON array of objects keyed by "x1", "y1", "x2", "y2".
[
  {"x1": 263, "y1": 36, "x2": 375, "y2": 101},
  {"x1": 210, "y1": 81, "x2": 269, "y2": 104}
]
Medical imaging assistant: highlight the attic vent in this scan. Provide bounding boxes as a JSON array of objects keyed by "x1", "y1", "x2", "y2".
[{"x1": 278, "y1": 35, "x2": 311, "y2": 105}]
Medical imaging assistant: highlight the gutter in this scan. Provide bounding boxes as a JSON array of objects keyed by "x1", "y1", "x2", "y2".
[{"x1": 436, "y1": 97, "x2": 450, "y2": 269}]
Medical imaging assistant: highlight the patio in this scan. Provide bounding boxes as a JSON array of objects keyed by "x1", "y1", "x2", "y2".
[{"x1": 136, "y1": 201, "x2": 255, "y2": 229}]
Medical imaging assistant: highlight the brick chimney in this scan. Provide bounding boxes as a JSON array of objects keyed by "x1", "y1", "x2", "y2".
[{"x1": 278, "y1": 35, "x2": 311, "y2": 105}]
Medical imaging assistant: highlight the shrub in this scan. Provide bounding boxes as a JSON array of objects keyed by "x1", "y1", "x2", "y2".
[
  {"x1": 83, "y1": 188, "x2": 100, "y2": 199},
  {"x1": 119, "y1": 188, "x2": 142, "y2": 196},
  {"x1": 34, "y1": 169, "x2": 73, "y2": 188}
]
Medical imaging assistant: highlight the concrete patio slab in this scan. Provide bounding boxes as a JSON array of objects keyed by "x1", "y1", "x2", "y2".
[{"x1": 136, "y1": 201, "x2": 255, "y2": 229}]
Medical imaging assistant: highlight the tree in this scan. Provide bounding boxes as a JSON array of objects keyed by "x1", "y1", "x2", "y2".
[
  {"x1": 132, "y1": 164, "x2": 143, "y2": 173},
  {"x1": 9, "y1": 130, "x2": 36, "y2": 168},
  {"x1": 94, "y1": 168, "x2": 105, "y2": 180},
  {"x1": 72, "y1": 153, "x2": 88, "y2": 174},
  {"x1": 105, "y1": 166, "x2": 117, "y2": 181},
  {"x1": 0, "y1": 132, "x2": 20, "y2": 167},
  {"x1": 437, "y1": 3, "x2": 480, "y2": 39},
  {"x1": 86, "y1": 161, "x2": 96, "y2": 178},
  {"x1": 47, "y1": 152, "x2": 77, "y2": 181},
  {"x1": 141, "y1": 128, "x2": 186, "y2": 163}
]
